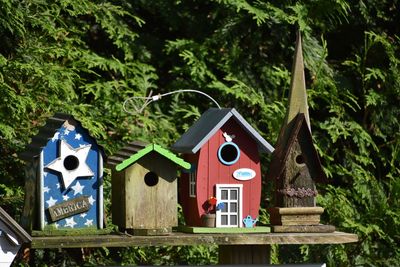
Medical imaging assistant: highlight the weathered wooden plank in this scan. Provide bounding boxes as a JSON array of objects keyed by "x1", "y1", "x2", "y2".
[
  {"x1": 124, "y1": 162, "x2": 155, "y2": 228},
  {"x1": 132, "y1": 228, "x2": 172, "y2": 236},
  {"x1": 30, "y1": 231, "x2": 358, "y2": 249},
  {"x1": 219, "y1": 245, "x2": 270, "y2": 264}
]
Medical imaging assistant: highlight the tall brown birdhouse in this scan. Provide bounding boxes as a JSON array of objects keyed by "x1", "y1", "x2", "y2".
[
  {"x1": 268, "y1": 32, "x2": 333, "y2": 233},
  {"x1": 269, "y1": 113, "x2": 327, "y2": 208},
  {"x1": 107, "y1": 141, "x2": 190, "y2": 235}
]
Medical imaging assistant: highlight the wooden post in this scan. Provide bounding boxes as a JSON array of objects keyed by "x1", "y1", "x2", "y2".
[{"x1": 218, "y1": 245, "x2": 270, "y2": 264}]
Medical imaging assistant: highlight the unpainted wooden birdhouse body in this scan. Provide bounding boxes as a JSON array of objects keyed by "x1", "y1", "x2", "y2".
[{"x1": 107, "y1": 142, "x2": 190, "y2": 235}]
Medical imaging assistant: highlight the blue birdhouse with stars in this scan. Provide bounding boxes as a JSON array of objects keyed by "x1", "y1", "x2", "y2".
[{"x1": 20, "y1": 113, "x2": 105, "y2": 234}]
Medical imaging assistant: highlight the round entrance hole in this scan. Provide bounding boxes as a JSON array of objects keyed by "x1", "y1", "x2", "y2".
[
  {"x1": 64, "y1": 155, "x2": 79, "y2": 170},
  {"x1": 144, "y1": 171, "x2": 159, "y2": 187},
  {"x1": 295, "y1": 154, "x2": 305, "y2": 165},
  {"x1": 218, "y1": 142, "x2": 240, "y2": 165}
]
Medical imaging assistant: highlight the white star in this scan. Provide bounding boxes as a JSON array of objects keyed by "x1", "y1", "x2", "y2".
[
  {"x1": 56, "y1": 183, "x2": 60, "y2": 189},
  {"x1": 43, "y1": 186, "x2": 50, "y2": 194},
  {"x1": 71, "y1": 181, "x2": 84, "y2": 195},
  {"x1": 65, "y1": 217, "x2": 77, "y2": 228},
  {"x1": 88, "y1": 195, "x2": 96, "y2": 205},
  {"x1": 46, "y1": 197, "x2": 57, "y2": 207},
  {"x1": 62, "y1": 195, "x2": 70, "y2": 201},
  {"x1": 64, "y1": 129, "x2": 70, "y2": 135},
  {"x1": 80, "y1": 213, "x2": 87, "y2": 218},
  {"x1": 84, "y1": 219, "x2": 93, "y2": 226},
  {"x1": 75, "y1": 133, "x2": 82, "y2": 140},
  {"x1": 44, "y1": 139, "x2": 94, "y2": 190},
  {"x1": 51, "y1": 132, "x2": 60, "y2": 142}
]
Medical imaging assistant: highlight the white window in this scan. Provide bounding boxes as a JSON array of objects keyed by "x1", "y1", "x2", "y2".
[
  {"x1": 189, "y1": 172, "x2": 196, "y2": 198},
  {"x1": 216, "y1": 184, "x2": 243, "y2": 227}
]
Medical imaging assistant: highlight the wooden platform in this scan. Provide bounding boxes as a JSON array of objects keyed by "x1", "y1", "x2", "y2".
[
  {"x1": 178, "y1": 226, "x2": 271, "y2": 234},
  {"x1": 31, "y1": 231, "x2": 358, "y2": 249}
]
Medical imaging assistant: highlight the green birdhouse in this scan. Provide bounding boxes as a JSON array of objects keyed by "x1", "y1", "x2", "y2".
[{"x1": 107, "y1": 141, "x2": 190, "y2": 235}]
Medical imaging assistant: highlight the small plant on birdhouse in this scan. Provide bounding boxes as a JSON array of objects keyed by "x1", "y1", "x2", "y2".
[
  {"x1": 200, "y1": 197, "x2": 219, "y2": 227},
  {"x1": 204, "y1": 196, "x2": 226, "y2": 214},
  {"x1": 205, "y1": 196, "x2": 217, "y2": 214}
]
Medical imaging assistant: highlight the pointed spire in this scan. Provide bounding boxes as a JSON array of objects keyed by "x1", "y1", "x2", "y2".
[{"x1": 284, "y1": 31, "x2": 310, "y2": 130}]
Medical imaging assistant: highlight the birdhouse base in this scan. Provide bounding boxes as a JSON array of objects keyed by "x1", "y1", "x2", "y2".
[
  {"x1": 122, "y1": 227, "x2": 172, "y2": 236},
  {"x1": 271, "y1": 224, "x2": 335, "y2": 233},
  {"x1": 178, "y1": 225, "x2": 271, "y2": 234},
  {"x1": 269, "y1": 207, "x2": 324, "y2": 226},
  {"x1": 31, "y1": 228, "x2": 112, "y2": 236},
  {"x1": 269, "y1": 207, "x2": 334, "y2": 233}
]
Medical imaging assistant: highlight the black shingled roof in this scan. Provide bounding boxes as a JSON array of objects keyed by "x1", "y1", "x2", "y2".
[{"x1": 171, "y1": 108, "x2": 274, "y2": 154}]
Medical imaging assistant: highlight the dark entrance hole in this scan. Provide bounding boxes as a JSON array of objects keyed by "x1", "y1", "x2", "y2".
[
  {"x1": 295, "y1": 154, "x2": 305, "y2": 165},
  {"x1": 144, "y1": 171, "x2": 159, "y2": 187},
  {"x1": 64, "y1": 155, "x2": 79, "y2": 170},
  {"x1": 218, "y1": 142, "x2": 240, "y2": 165}
]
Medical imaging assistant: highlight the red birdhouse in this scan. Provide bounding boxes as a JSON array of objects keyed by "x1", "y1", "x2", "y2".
[{"x1": 172, "y1": 108, "x2": 274, "y2": 228}]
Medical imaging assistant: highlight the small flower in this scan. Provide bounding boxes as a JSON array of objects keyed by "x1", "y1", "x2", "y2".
[
  {"x1": 297, "y1": 187, "x2": 305, "y2": 198},
  {"x1": 208, "y1": 196, "x2": 217, "y2": 206},
  {"x1": 287, "y1": 188, "x2": 295, "y2": 197},
  {"x1": 205, "y1": 196, "x2": 218, "y2": 213}
]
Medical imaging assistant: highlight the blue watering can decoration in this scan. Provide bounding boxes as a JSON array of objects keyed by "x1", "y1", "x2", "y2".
[{"x1": 243, "y1": 215, "x2": 258, "y2": 228}]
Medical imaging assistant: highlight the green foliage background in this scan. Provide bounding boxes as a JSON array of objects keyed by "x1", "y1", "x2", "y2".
[{"x1": 1, "y1": 0, "x2": 399, "y2": 266}]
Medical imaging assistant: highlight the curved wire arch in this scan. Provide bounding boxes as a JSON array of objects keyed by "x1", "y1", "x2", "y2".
[{"x1": 123, "y1": 89, "x2": 221, "y2": 114}]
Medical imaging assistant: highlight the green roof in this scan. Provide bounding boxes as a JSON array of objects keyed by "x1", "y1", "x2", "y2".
[{"x1": 115, "y1": 144, "x2": 191, "y2": 171}]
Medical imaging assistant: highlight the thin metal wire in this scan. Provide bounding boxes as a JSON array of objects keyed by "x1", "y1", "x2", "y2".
[{"x1": 123, "y1": 89, "x2": 221, "y2": 114}]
